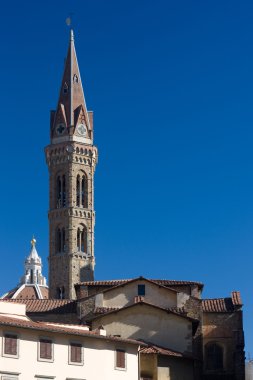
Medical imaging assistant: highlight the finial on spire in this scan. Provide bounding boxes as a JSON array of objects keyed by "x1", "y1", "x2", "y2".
[
  {"x1": 31, "y1": 236, "x2": 36, "y2": 247},
  {"x1": 66, "y1": 16, "x2": 71, "y2": 27},
  {"x1": 66, "y1": 14, "x2": 74, "y2": 41}
]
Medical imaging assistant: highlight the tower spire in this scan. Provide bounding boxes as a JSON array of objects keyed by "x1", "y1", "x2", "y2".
[{"x1": 50, "y1": 30, "x2": 92, "y2": 143}]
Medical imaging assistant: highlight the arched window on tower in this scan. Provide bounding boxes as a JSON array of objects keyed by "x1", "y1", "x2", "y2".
[
  {"x1": 205, "y1": 343, "x2": 224, "y2": 370},
  {"x1": 55, "y1": 227, "x2": 66, "y2": 254},
  {"x1": 56, "y1": 174, "x2": 67, "y2": 208},
  {"x1": 57, "y1": 286, "x2": 65, "y2": 299},
  {"x1": 76, "y1": 172, "x2": 88, "y2": 208},
  {"x1": 77, "y1": 225, "x2": 87, "y2": 253}
]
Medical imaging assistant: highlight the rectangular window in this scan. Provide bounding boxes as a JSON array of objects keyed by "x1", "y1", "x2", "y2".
[
  {"x1": 4, "y1": 334, "x2": 18, "y2": 356},
  {"x1": 70, "y1": 343, "x2": 82, "y2": 364},
  {"x1": 116, "y1": 349, "x2": 126, "y2": 369},
  {"x1": 138, "y1": 284, "x2": 145, "y2": 296},
  {"x1": 39, "y1": 339, "x2": 53, "y2": 360}
]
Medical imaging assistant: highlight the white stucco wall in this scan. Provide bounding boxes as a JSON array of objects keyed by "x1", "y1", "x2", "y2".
[
  {"x1": 92, "y1": 304, "x2": 192, "y2": 353},
  {"x1": 0, "y1": 326, "x2": 139, "y2": 380},
  {"x1": 0, "y1": 302, "x2": 27, "y2": 319},
  {"x1": 99, "y1": 280, "x2": 178, "y2": 309}
]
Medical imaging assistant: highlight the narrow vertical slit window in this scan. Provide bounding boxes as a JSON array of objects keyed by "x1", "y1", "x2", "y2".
[
  {"x1": 56, "y1": 176, "x2": 62, "y2": 208},
  {"x1": 62, "y1": 175, "x2": 66, "y2": 207},
  {"x1": 56, "y1": 228, "x2": 62, "y2": 253},
  {"x1": 77, "y1": 228, "x2": 81, "y2": 251},
  {"x1": 76, "y1": 175, "x2": 80, "y2": 207},
  {"x1": 62, "y1": 228, "x2": 66, "y2": 252},
  {"x1": 81, "y1": 229, "x2": 85, "y2": 252},
  {"x1": 81, "y1": 176, "x2": 85, "y2": 207},
  {"x1": 81, "y1": 174, "x2": 88, "y2": 207}
]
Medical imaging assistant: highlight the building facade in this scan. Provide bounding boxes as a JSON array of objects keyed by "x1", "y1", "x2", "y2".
[
  {"x1": 0, "y1": 301, "x2": 140, "y2": 380},
  {"x1": 75, "y1": 277, "x2": 245, "y2": 380}
]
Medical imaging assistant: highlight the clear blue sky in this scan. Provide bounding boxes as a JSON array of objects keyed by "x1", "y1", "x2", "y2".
[{"x1": 0, "y1": 0, "x2": 252, "y2": 355}]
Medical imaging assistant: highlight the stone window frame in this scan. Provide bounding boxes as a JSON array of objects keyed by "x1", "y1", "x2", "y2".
[
  {"x1": 55, "y1": 172, "x2": 67, "y2": 209},
  {"x1": 115, "y1": 348, "x2": 127, "y2": 371},
  {"x1": 2, "y1": 331, "x2": 19, "y2": 359},
  {"x1": 76, "y1": 171, "x2": 88, "y2": 209},
  {"x1": 37, "y1": 336, "x2": 54, "y2": 363},
  {"x1": 55, "y1": 225, "x2": 66, "y2": 254}
]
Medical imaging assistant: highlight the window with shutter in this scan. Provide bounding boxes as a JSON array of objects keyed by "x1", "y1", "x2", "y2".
[
  {"x1": 116, "y1": 349, "x2": 126, "y2": 369},
  {"x1": 69, "y1": 342, "x2": 82, "y2": 364},
  {"x1": 39, "y1": 339, "x2": 53, "y2": 361},
  {"x1": 4, "y1": 334, "x2": 18, "y2": 356}
]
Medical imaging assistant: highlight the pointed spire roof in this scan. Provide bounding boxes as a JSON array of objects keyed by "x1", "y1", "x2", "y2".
[
  {"x1": 27, "y1": 237, "x2": 41, "y2": 264},
  {"x1": 53, "y1": 30, "x2": 91, "y2": 134},
  {"x1": 13, "y1": 237, "x2": 48, "y2": 289}
]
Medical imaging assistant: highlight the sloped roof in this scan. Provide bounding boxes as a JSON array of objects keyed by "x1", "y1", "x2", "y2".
[
  {"x1": 94, "y1": 305, "x2": 186, "y2": 317},
  {"x1": 202, "y1": 291, "x2": 242, "y2": 313},
  {"x1": 0, "y1": 299, "x2": 76, "y2": 314},
  {"x1": 0, "y1": 315, "x2": 142, "y2": 346},
  {"x1": 91, "y1": 300, "x2": 196, "y2": 323},
  {"x1": 76, "y1": 277, "x2": 204, "y2": 288},
  {"x1": 140, "y1": 343, "x2": 193, "y2": 359},
  {"x1": 84, "y1": 277, "x2": 180, "y2": 298}
]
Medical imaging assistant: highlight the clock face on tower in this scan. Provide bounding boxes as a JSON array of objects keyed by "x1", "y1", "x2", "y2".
[{"x1": 77, "y1": 123, "x2": 87, "y2": 137}]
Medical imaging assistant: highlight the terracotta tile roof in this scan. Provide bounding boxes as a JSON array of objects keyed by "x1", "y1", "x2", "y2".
[
  {"x1": 140, "y1": 344, "x2": 193, "y2": 359},
  {"x1": 91, "y1": 300, "x2": 197, "y2": 322},
  {"x1": 94, "y1": 305, "x2": 186, "y2": 316},
  {"x1": 0, "y1": 315, "x2": 143, "y2": 346},
  {"x1": 202, "y1": 292, "x2": 242, "y2": 313},
  {"x1": 231, "y1": 291, "x2": 242, "y2": 306},
  {"x1": 86, "y1": 278, "x2": 180, "y2": 299},
  {"x1": 94, "y1": 307, "x2": 120, "y2": 315},
  {"x1": 152, "y1": 279, "x2": 203, "y2": 287},
  {"x1": 202, "y1": 298, "x2": 233, "y2": 312},
  {"x1": 0, "y1": 299, "x2": 77, "y2": 313},
  {"x1": 77, "y1": 279, "x2": 131, "y2": 286},
  {"x1": 77, "y1": 277, "x2": 204, "y2": 288},
  {"x1": 2, "y1": 285, "x2": 49, "y2": 300}
]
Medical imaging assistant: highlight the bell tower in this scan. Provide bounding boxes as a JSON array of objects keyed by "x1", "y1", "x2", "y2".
[{"x1": 45, "y1": 30, "x2": 98, "y2": 299}]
